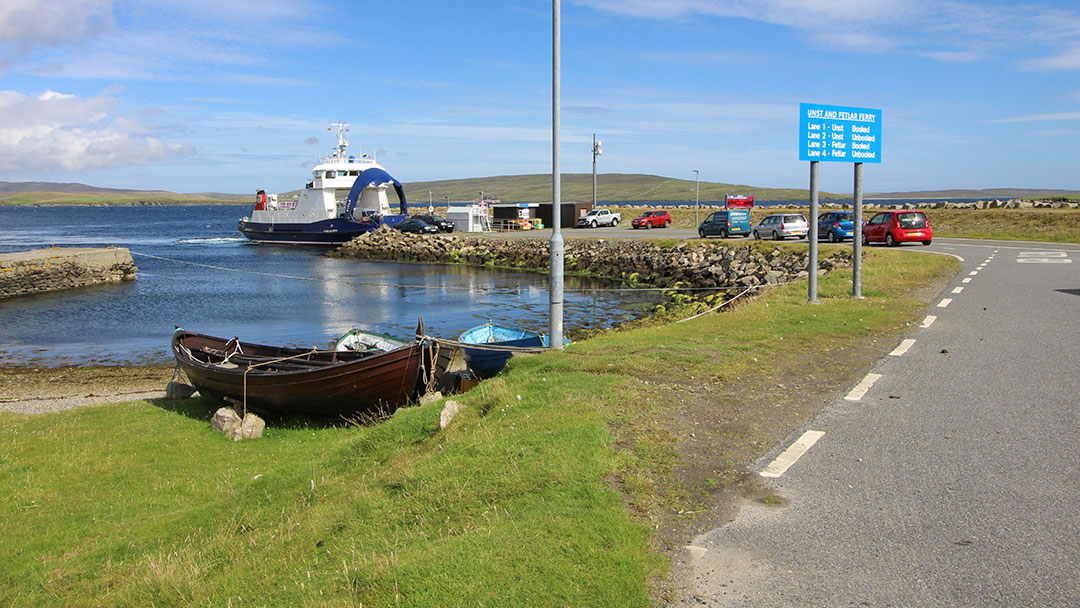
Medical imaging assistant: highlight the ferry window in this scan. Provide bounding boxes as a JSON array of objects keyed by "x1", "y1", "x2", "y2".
[
  {"x1": 325, "y1": 171, "x2": 336, "y2": 178},
  {"x1": 314, "y1": 171, "x2": 323, "y2": 178},
  {"x1": 349, "y1": 170, "x2": 359, "y2": 176}
]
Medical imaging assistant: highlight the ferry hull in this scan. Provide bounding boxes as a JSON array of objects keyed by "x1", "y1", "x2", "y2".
[{"x1": 238, "y1": 218, "x2": 381, "y2": 246}]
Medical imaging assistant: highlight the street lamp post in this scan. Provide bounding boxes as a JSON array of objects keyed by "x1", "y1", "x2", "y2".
[
  {"x1": 549, "y1": 0, "x2": 565, "y2": 349},
  {"x1": 592, "y1": 134, "x2": 602, "y2": 208},
  {"x1": 693, "y1": 170, "x2": 700, "y2": 225}
]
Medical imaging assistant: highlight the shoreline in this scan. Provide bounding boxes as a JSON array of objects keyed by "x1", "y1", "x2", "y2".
[{"x1": 0, "y1": 363, "x2": 175, "y2": 415}]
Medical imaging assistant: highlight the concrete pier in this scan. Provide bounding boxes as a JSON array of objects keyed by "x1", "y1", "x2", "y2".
[{"x1": 0, "y1": 247, "x2": 137, "y2": 299}]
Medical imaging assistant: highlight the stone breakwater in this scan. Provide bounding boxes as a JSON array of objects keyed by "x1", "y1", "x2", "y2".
[
  {"x1": 0, "y1": 246, "x2": 137, "y2": 300},
  {"x1": 330, "y1": 227, "x2": 852, "y2": 290}
]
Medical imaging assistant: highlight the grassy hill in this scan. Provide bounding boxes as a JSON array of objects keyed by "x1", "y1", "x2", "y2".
[
  {"x1": 3, "y1": 177, "x2": 1076, "y2": 207},
  {"x1": 400, "y1": 173, "x2": 836, "y2": 203}
]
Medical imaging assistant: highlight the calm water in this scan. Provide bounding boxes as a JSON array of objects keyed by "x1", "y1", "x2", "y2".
[{"x1": 0, "y1": 205, "x2": 660, "y2": 367}]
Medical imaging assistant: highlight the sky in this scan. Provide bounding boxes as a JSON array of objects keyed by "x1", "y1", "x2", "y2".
[{"x1": 1, "y1": 0, "x2": 1078, "y2": 196}]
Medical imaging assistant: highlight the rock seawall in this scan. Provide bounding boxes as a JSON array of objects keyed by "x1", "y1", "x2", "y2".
[
  {"x1": 330, "y1": 228, "x2": 851, "y2": 290},
  {"x1": 0, "y1": 247, "x2": 137, "y2": 299}
]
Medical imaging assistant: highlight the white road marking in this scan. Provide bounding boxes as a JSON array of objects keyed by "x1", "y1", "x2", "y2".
[
  {"x1": 921, "y1": 315, "x2": 937, "y2": 328},
  {"x1": 845, "y1": 373, "x2": 882, "y2": 401},
  {"x1": 890, "y1": 339, "x2": 916, "y2": 356},
  {"x1": 1017, "y1": 251, "x2": 1071, "y2": 263},
  {"x1": 952, "y1": 286, "x2": 964, "y2": 294},
  {"x1": 760, "y1": 430, "x2": 825, "y2": 478},
  {"x1": 969, "y1": 271, "x2": 978, "y2": 276},
  {"x1": 938, "y1": 298, "x2": 952, "y2": 308},
  {"x1": 961, "y1": 277, "x2": 972, "y2": 283}
]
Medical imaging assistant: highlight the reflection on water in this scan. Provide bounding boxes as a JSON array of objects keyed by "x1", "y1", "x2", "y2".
[{"x1": 0, "y1": 205, "x2": 662, "y2": 366}]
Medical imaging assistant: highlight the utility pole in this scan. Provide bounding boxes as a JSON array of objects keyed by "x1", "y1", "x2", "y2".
[
  {"x1": 693, "y1": 170, "x2": 700, "y2": 225},
  {"x1": 549, "y1": 0, "x2": 565, "y2": 349},
  {"x1": 592, "y1": 134, "x2": 602, "y2": 208}
]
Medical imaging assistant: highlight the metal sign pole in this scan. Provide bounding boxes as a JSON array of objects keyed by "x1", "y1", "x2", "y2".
[
  {"x1": 852, "y1": 162, "x2": 863, "y2": 298},
  {"x1": 548, "y1": 0, "x2": 565, "y2": 349},
  {"x1": 808, "y1": 160, "x2": 819, "y2": 303}
]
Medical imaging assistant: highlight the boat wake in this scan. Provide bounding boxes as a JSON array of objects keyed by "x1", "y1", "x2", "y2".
[{"x1": 178, "y1": 237, "x2": 247, "y2": 245}]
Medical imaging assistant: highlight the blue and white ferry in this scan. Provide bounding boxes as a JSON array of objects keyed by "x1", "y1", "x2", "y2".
[{"x1": 238, "y1": 122, "x2": 409, "y2": 245}]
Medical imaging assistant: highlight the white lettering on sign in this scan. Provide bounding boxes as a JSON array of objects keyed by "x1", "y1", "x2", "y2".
[
  {"x1": 807, "y1": 122, "x2": 822, "y2": 130},
  {"x1": 851, "y1": 151, "x2": 876, "y2": 159},
  {"x1": 852, "y1": 134, "x2": 876, "y2": 142}
]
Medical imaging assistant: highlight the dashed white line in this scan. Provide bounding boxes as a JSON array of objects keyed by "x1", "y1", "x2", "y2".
[
  {"x1": 938, "y1": 298, "x2": 952, "y2": 308},
  {"x1": 890, "y1": 339, "x2": 916, "y2": 356},
  {"x1": 952, "y1": 286, "x2": 964, "y2": 294},
  {"x1": 961, "y1": 277, "x2": 972, "y2": 283},
  {"x1": 921, "y1": 315, "x2": 937, "y2": 328},
  {"x1": 760, "y1": 430, "x2": 825, "y2": 478},
  {"x1": 969, "y1": 271, "x2": 978, "y2": 276},
  {"x1": 845, "y1": 373, "x2": 882, "y2": 401}
]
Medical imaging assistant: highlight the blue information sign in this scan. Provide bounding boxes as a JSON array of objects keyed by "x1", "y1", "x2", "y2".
[{"x1": 799, "y1": 103, "x2": 882, "y2": 163}]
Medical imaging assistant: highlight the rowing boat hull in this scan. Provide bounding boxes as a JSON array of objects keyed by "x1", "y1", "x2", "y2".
[{"x1": 172, "y1": 331, "x2": 423, "y2": 417}]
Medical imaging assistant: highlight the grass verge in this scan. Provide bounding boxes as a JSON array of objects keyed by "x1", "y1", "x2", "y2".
[{"x1": 0, "y1": 247, "x2": 957, "y2": 606}]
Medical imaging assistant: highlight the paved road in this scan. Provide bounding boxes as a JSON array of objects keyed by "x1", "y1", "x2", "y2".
[{"x1": 676, "y1": 238, "x2": 1080, "y2": 606}]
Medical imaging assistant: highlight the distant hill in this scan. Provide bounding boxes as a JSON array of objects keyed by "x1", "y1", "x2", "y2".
[
  {"x1": 398, "y1": 173, "x2": 839, "y2": 203},
  {"x1": 4, "y1": 178, "x2": 1076, "y2": 207},
  {"x1": 867, "y1": 188, "x2": 1080, "y2": 200},
  {"x1": 0, "y1": 181, "x2": 247, "y2": 205}
]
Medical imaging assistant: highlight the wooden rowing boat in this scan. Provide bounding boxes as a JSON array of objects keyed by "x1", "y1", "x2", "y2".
[{"x1": 172, "y1": 329, "x2": 423, "y2": 417}]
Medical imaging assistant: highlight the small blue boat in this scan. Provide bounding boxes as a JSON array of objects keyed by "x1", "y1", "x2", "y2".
[{"x1": 458, "y1": 322, "x2": 551, "y2": 379}]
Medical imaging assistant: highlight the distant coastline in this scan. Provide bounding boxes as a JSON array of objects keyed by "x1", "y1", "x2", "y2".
[{"x1": 1, "y1": 175, "x2": 1077, "y2": 207}]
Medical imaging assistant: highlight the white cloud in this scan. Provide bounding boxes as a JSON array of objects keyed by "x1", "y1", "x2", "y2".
[
  {"x1": 989, "y1": 111, "x2": 1080, "y2": 123},
  {"x1": 0, "y1": 90, "x2": 194, "y2": 173},
  {"x1": 575, "y1": 0, "x2": 1080, "y2": 67},
  {"x1": 1018, "y1": 45, "x2": 1080, "y2": 71},
  {"x1": 0, "y1": 0, "x2": 113, "y2": 48}
]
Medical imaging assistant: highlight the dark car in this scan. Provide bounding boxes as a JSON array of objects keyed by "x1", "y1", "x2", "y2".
[
  {"x1": 411, "y1": 214, "x2": 455, "y2": 232},
  {"x1": 698, "y1": 208, "x2": 752, "y2": 238},
  {"x1": 394, "y1": 218, "x2": 440, "y2": 234},
  {"x1": 817, "y1": 211, "x2": 856, "y2": 242}
]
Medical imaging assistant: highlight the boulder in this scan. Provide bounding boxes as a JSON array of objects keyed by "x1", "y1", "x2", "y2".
[
  {"x1": 419, "y1": 391, "x2": 443, "y2": 406},
  {"x1": 440, "y1": 400, "x2": 465, "y2": 429},
  {"x1": 166, "y1": 382, "x2": 198, "y2": 399},
  {"x1": 211, "y1": 407, "x2": 242, "y2": 434},
  {"x1": 228, "y1": 413, "x2": 265, "y2": 441}
]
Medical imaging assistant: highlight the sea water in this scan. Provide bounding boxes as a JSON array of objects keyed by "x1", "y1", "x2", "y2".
[{"x1": 0, "y1": 205, "x2": 661, "y2": 366}]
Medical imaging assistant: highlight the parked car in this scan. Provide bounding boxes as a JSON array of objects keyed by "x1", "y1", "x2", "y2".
[
  {"x1": 631, "y1": 210, "x2": 672, "y2": 229},
  {"x1": 393, "y1": 218, "x2": 440, "y2": 234},
  {"x1": 411, "y1": 214, "x2": 455, "y2": 232},
  {"x1": 817, "y1": 211, "x2": 856, "y2": 242},
  {"x1": 753, "y1": 214, "x2": 808, "y2": 240},
  {"x1": 862, "y1": 210, "x2": 932, "y2": 246},
  {"x1": 577, "y1": 208, "x2": 621, "y2": 228},
  {"x1": 698, "y1": 208, "x2": 752, "y2": 238}
]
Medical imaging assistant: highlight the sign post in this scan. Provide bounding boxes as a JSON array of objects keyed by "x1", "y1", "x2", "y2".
[{"x1": 799, "y1": 103, "x2": 882, "y2": 301}]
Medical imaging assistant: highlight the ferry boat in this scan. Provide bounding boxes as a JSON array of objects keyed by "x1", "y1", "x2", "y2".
[{"x1": 238, "y1": 122, "x2": 409, "y2": 245}]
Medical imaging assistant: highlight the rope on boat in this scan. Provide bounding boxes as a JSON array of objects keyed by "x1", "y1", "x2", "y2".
[{"x1": 419, "y1": 335, "x2": 550, "y2": 354}]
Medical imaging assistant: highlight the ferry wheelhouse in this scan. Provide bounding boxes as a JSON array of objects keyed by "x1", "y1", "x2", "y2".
[{"x1": 238, "y1": 122, "x2": 409, "y2": 245}]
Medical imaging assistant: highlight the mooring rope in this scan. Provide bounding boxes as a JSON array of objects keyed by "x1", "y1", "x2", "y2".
[{"x1": 129, "y1": 250, "x2": 790, "y2": 293}]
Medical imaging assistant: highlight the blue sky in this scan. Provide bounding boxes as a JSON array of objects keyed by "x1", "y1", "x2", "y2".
[{"x1": 1, "y1": 0, "x2": 1078, "y2": 195}]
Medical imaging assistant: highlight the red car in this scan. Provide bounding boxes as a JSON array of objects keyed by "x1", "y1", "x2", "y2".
[
  {"x1": 862, "y1": 210, "x2": 932, "y2": 246},
  {"x1": 631, "y1": 210, "x2": 672, "y2": 229}
]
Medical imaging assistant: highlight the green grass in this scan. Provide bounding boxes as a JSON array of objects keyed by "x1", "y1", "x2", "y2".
[
  {"x1": 924, "y1": 208, "x2": 1080, "y2": 243},
  {"x1": 0, "y1": 247, "x2": 956, "y2": 606}
]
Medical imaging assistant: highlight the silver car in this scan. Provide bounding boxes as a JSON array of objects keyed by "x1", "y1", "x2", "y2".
[{"x1": 753, "y1": 214, "x2": 808, "y2": 240}]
